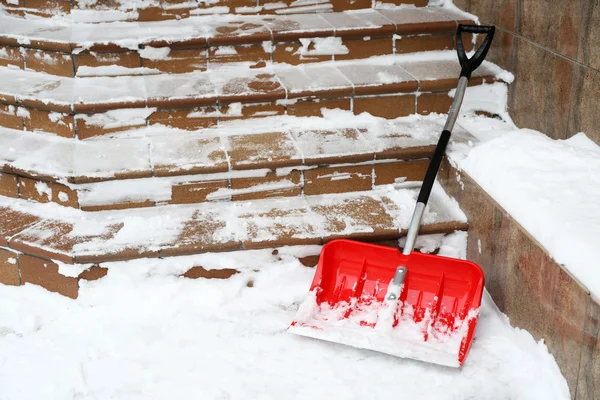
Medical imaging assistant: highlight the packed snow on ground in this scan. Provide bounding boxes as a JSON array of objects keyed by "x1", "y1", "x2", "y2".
[
  {"x1": 459, "y1": 127, "x2": 600, "y2": 298},
  {"x1": 0, "y1": 237, "x2": 569, "y2": 400}
]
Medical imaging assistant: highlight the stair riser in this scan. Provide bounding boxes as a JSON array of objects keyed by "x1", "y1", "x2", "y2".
[
  {"x1": 0, "y1": 159, "x2": 431, "y2": 210},
  {"x1": 0, "y1": 76, "x2": 492, "y2": 138},
  {"x1": 1, "y1": 0, "x2": 428, "y2": 21},
  {"x1": 0, "y1": 33, "x2": 469, "y2": 78},
  {"x1": 2, "y1": 229, "x2": 458, "y2": 300}
]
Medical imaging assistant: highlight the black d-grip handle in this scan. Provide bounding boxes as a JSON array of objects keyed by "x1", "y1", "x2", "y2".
[{"x1": 456, "y1": 24, "x2": 495, "y2": 79}]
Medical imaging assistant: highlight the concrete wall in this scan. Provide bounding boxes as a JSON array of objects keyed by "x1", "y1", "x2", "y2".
[
  {"x1": 439, "y1": 160, "x2": 599, "y2": 400},
  {"x1": 454, "y1": 0, "x2": 600, "y2": 145}
]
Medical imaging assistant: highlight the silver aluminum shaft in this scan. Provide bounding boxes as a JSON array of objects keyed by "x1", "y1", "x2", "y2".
[{"x1": 386, "y1": 75, "x2": 470, "y2": 299}]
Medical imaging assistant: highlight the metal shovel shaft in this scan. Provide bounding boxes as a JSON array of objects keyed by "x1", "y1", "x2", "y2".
[
  {"x1": 385, "y1": 76, "x2": 469, "y2": 301},
  {"x1": 386, "y1": 22, "x2": 496, "y2": 310},
  {"x1": 403, "y1": 76, "x2": 469, "y2": 257}
]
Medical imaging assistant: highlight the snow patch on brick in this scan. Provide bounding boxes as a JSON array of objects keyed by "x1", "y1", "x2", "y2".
[{"x1": 34, "y1": 181, "x2": 52, "y2": 201}]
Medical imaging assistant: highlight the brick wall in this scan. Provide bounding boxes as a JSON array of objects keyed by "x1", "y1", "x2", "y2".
[{"x1": 454, "y1": 0, "x2": 600, "y2": 145}]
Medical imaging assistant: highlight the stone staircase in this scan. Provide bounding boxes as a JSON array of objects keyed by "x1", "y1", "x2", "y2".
[{"x1": 0, "y1": 1, "x2": 510, "y2": 298}]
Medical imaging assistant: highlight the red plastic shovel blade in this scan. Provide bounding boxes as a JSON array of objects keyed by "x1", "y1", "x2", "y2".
[{"x1": 289, "y1": 239, "x2": 485, "y2": 367}]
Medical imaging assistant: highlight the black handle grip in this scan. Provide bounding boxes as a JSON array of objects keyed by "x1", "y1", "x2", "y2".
[
  {"x1": 456, "y1": 24, "x2": 495, "y2": 79},
  {"x1": 457, "y1": 25, "x2": 494, "y2": 34},
  {"x1": 416, "y1": 130, "x2": 450, "y2": 205}
]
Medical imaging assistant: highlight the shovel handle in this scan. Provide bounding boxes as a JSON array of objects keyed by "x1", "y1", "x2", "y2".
[
  {"x1": 456, "y1": 24, "x2": 496, "y2": 79},
  {"x1": 400, "y1": 25, "x2": 495, "y2": 256}
]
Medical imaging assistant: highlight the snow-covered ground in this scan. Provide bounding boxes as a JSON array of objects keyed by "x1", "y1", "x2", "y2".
[{"x1": 0, "y1": 235, "x2": 569, "y2": 400}]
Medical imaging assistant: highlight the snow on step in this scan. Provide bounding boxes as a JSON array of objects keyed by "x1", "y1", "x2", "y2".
[
  {"x1": 0, "y1": 53, "x2": 506, "y2": 113},
  {"x1": 0, "y1": 113, "x2": 474, "y2": 183},
  {"x1": 458, "y1": 127, "x2": 600, "y2": 299},
  {"x1": 1, "y1": 185, "x2": 467, "y2": 264},
  {"x1": 0, "y1": 8, "x2": 474, "y2": 50}
]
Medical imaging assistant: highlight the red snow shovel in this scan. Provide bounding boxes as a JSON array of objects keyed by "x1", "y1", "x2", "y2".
[{"x1": 289, "y1": 25, "x2": 495, "y2": 368}]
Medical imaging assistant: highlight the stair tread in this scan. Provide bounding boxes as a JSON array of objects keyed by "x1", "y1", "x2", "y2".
[
  {"x1": 0, "y1": 52, "x2": 505, "y2": 113},
  {"x1": 0, "y1": 8, "x2": 474, "y2": 51},
  {"x1": 1, "y1": 113, "x2": 474, "y2": 183},
  {"x1": 0, "y1": 185, "x2": 468, "y2": 264}
]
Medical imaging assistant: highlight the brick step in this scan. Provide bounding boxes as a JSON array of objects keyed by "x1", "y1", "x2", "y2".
[
  {"x1": 0, "y1": 114, "x2": 476, "y2": 209},
  {"x1": 0, "y1": 8, "x2": 474, "y2": 78},
  {"x1": 0, "y1": 53, "x2": 506, "y2": 137},
  {"x1": 0, "y1": 184, "x2": 468, "y2": 266},
  {"x1": 1, "y1": 1, "x2": 429, "y2": 21},
  {"x1": 0, "y1": 231, "x2": 459, "y2": 299}
]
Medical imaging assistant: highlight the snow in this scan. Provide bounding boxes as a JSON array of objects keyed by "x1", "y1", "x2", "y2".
[
  {"x1": 274, "y1": 4, "x2": 333, "y2": 14},
  {"x1": 0, "y1": 111, "x2": 470, "y2": 183},
  {"x1": 139, "y1": 46, "x2": 171, "y2": 60},
  {"x1": 0, "y1": 52, "x2": 509, "y2": 112},
  {"x1": 290, "y1": 289, "x2": 476, "y2": 368},
  {"x1": 296, "y1": 37, "x2": 349, "y2": 56},
  {"x1": 0, "y1": 241, "x2": 569, "y2": 399},
  {"x1": 76, "y1": 65, "x2": 162, "y2": 77},
  {"x1": 449, "y1": 82, "x2": 510, "y2": 120},
  {"x1": 34, "y1": 181, "x2": 52, "y2": 201},
  {"x1": 459, "y1": 128, "x2": 600, "y2": 298},
  {"x1": 57, "y1": 192, "x2": 70, "y2": 203},
  {"x1": 75, "y1": 108, "x2": 156, "y2": 129}
]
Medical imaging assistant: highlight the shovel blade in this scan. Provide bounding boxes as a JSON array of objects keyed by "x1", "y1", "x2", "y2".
[{"x1": 289, "y1": 239, "x2": 485, "y2": 367}]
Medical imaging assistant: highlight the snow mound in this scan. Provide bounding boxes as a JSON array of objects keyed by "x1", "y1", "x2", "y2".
[{"x1": 460, "y1": 129, "x2": 600, "y2": 298}]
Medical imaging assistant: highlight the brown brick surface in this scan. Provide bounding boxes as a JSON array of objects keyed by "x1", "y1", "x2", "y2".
[
  {"x1": 353, "y1": 95, "x2": 416, "y2": 118},
  {"x1": 74, "y1": 52, "x2": 142, "y2": 72},
  {"x1": 227, "y1": 132, "x2": 301, "y2": 170},
  {"x1": 51, "y1": 182, "x2": 79, "y2": 208},
  {"x1": 329, "y1": 0, "x2": 372, "y2": 12},
  {"x1": 373, "y1": 160, "x2": 429, "y2": 185},
  {"x1": 230, "y1": 170, "x2": 302, "y2": 201},
  {"x1": 218, "y1": 73, "x2": 286, "y2": 104},
  {"x1": 24, "y1": 49, "x2": 74, "y2": 77},
  {"x1": 0, "y1": 45, "x2": 24, "y2": 69},
  {"x1": 169, "y1": 180, "x2": 229, "y2": 204},
  {"x1": 23, "y1": 0, "x2": 71, "y2": 14},
  {"x1": 311, "y1": 194, "x2": 398, "y2": 242},
  {"x1": 19, "y1": 177, "x2": 79, "y2": 208},
  {"x1": 286, "y1": 98, "x2": 351, "y2": 117},
  {"x1": 0, "y1": 207, "x2": 41, "y2": 247},
  {"x1": 19, "y1": 254, "x2": 78, "y2": 298},
  {"x1": 137, "y1": 6, "x2": 181, "y2": 21},
  {"x1": 0, "y1": 173, "x2": 19, "y2": 198},
  {"x1": 304, "y1": 165, "x2": 373, "y2": 195},
  {"x1": 149, "y1": 108, "x2": 218, "y2": 130},
  {"x1": 0, "y1": 103, "x2": 23, "y2": 130},
  {"x1": 76, "y1": 114, "x2": 147, "y2": 139},
  {"x1": 0, "y1": 248, "x2": 20, "y2": 286},
  {"x1": 78, "y1": 265, "x2": 108, "y2": 281},
  {"x1": 161, "y1": 209, "x2": 242, "y2": 256},
  {"x1": 143, "y1": 49, "x2": 207, "y2": 73},
  {"x1": 209, "y1": 44, "x2": 268, "y2": 68},
  {"x1": 273, "y1": 41, "x2": 332, "y2": 65},
  {"x1": 81, "y1": 201, "x2": 156, "y2": 212},
  {"x1": 417, "y1": 92, "x2": 453, "y2": 115},
  {"x1": 218, "y1": 103, "x2": 285, "y2": 121},
  {"x1": 153, "y1": 137, "x2": 229, "y2": 177},
  {"x1": 18, "y1": 177, "x2": 52, "y2": 204},
  {"x1": 241, "y1": 204, "x2": 322, "y2": 249},
  {"x1": 394, "y1": 34, "x2": 454, "y2": 54},
  {"x1": 335, "y1": 36, "x2": 393, "y2": 61},
  {"x1": 181, "y1": 266, "x2": 239, "y2": 279},
  {"x1": 19, "y1": 98, "x2": 72, "y2": 114},
  {"x1": 25, "y1": 109, "x2": 75, "y2": 138},
  {"x1": 208, "y1": 18, "x2": 272, "y2": 46},
  {"x1": 298, "y1": 254, "x2": 319, "y2": 267}
]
